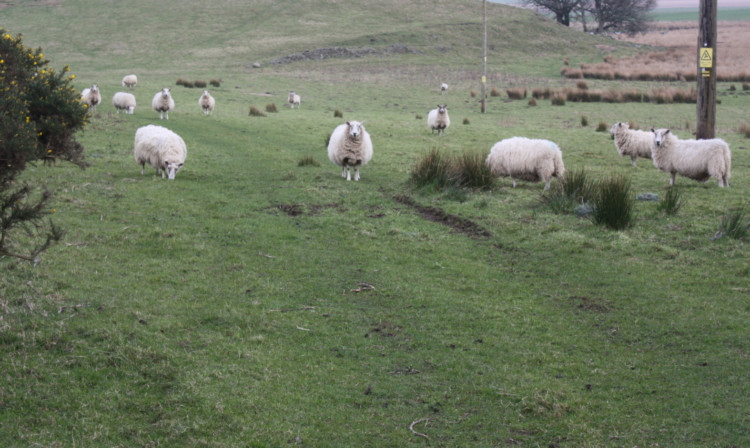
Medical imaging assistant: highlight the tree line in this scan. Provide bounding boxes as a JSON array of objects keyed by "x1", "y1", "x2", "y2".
[{"x1": 521, "y1": 0, "x2": 657, "y2": 35}]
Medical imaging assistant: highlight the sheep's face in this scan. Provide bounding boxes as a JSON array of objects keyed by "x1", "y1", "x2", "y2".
[
  {"x1": 652, "y1": 128, "x2": 670, "y2": 148},
  {"x1": 288, "y1": 91, "x2": 295, "y2": 101},
  {"x1": 202, "y1": 90, "x2": 209, "y2": 97},
  {"x1": 437, "y1": 104, "x2": 447, "y2": 115},
  {"x1": 346, "y1": 121, "x2": 364, "y2": 139},
  {"x1": 91, "y1": 84, "x2": 99, "y2": 93},
  {"x1": 161, "y1": 88, "x2": 171, "y2": 98},
  {"x1": 163, "y1": 161, "x2": 184, "y2": 180}
]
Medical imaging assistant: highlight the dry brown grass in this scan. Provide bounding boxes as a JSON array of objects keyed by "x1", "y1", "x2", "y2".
[{"x1": 567, "y1": 21, "x2": 750, "y2": 82}]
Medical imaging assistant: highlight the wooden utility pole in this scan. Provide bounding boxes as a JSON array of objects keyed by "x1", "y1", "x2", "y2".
[
  {"x1": 697, "y1": 0, "x2": 717, "y2": 139},
  {"x1": 481, "y1": 0, "x2": 487, "y2": 114}
]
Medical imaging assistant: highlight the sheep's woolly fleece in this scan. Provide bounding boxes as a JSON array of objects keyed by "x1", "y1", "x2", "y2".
[
  {"x1": 133, "y1": 125, "x2": 187, "y2": 180},
  {"x1": 485, "y1": 137, "x2": 565, "y2": 190},
  {"x1": 610, "y1": 122, "x2": 653, "y2": 167},
  {"x1": 327, "y1": 121, "x2": 373, "y2": 181},
  {"x1": 651, "y1": 128, "x2": 731, "y2": 187}
]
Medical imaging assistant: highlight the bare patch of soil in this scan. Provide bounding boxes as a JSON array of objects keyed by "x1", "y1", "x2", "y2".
[{"x1": 393, "y1": 195, "x2": 492, "y2": 239}]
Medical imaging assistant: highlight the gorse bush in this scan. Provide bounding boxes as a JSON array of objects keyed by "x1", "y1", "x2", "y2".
[
  {"x1": 1, "y1": 29, "x2": 87, "y2": 261},
  {"x1": 591, "y1": 175, "x2": 634, "y2": 230},
  {"x1": 656, "y1": 186, "x2": 684, "y2": 215}
]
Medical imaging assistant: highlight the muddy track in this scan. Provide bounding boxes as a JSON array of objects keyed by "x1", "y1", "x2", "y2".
[{"x1": 393, "y1": 195, "x2": 492, "y2": 239}]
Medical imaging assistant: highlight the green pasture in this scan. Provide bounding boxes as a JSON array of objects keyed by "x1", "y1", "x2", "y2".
[{"x1": 1, "y1": 1, "x2": 748, "y2": 446}]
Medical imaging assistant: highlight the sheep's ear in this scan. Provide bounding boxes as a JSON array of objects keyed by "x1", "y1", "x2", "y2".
[
  {"x1": 346, "y1": 121, "x2": 350, "y2": 126},
  {"x1": 665, "y1": 129, "x2": 670, "y2": 135},
  {"x1": 651, "y1": 128, "x2": 655, "y2": 133}
]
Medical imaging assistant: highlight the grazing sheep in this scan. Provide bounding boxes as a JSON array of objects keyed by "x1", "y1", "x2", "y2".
[
  {"x1": 440, "y1": 83, "x2": 448, "y2": 94},
  {"x1": 112, "y1": 92, "x2": 136, "y2": 114},
  {"x1": 327, "y1": 121, "x2": 373, "y2": 181},
  {"x1": 152, "y1": 88, "x2": 175, "y2": 120},
  {"x1": 427, "y1": 104, "x2": 450, "y2": 136},
  {"x1": 81, "y1": 84, "x2": 101, "y2": 112},
  {"x1": 485, "y1": 137, "x2": 565, "y2": 190},
  {"x1": 651, "y1": 128, "x2": 731, "y2": 187},
  {"x1": 121, "y1": 74, "x2": 137, "y2": 89},
  {"x1": 199, "y1": 90, "x2": 215, "y2": 115},
  {"x1": 610, "y1": 122, "x2": 653, "y2": 167},
  {"x1": 133, "y1": 125, "x2": 187, "y2": 180},
  {"x1": 288, "y1": 91, "x2": 301, "y2": 109}
]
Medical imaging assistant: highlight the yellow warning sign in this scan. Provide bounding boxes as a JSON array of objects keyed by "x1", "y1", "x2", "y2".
[{"x1": 699, "y1": 48, "x2": 713, "y2": 68}]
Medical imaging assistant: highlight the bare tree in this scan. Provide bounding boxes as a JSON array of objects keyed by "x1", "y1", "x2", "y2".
[
  {"x1": 521, "y1": 0, "x2": 584, "y2": 27},
  {"x1": 588, "y1": 0, "x2": 656, "y2": 35}
]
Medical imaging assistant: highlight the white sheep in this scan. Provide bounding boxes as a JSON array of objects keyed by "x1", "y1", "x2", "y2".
[
  {"x1": 440, "y1": 83, "x2": 448, "y2": 94},
  {"x1": 199, "y1": 90, "x2": 215, "y2": 115},
  {"x1": 81, "y1": 84, "x2": 101, "y2": 112},
  {"x1": 651, "y1": 128, "x2": 731, "y2": 187},
  {"x1": 112, "y1": 92, "x2": 136, "y2": 114},
  {"x1": 485, "y1": 137, "x2": 565, "y2": 190},
  {"x1": 133, "y1": 125, "x2": 187, "y2": 180},
  {"x1": 288, "y1": 91, "x2": 301, "y2": 109},
  {"x1": 121, "y1": 74, "x2": 137, "y2": 89},
  {"x1": 610, "y1": 122, "x2": 653, "y2": 167},
  {"x1": 327, "y1": 121, "x2": 373, "y2": 181},
  {"x1": 427, "y1": 104, "x2": 450, "y2": 136},
  {"x1": 152, "y1": 88, "x2": 175, "y2": 120}
]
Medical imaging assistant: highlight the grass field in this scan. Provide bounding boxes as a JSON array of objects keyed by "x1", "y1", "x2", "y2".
[{"x1": 1, "y1": 1, "x2": 749, "y2": 447}]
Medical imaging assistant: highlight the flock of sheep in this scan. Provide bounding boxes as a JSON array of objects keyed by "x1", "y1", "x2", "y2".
[{"x1": 81, "y1": 76, "x2": 732, "y2": 188}]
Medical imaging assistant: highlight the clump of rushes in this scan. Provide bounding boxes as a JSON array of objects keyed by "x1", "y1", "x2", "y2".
[
  {"x1": 410, "y1": 148, "x2": 454, "y2": 190},
  {"x1": 183, "y1": 80, "x2": 195, "y2": 88},
  {"x1": 577, "y1": 80, "x2": 589, "y2": 90},
  {"x1": 454, "y1": 151, "x2": 495, "y2": 191},
  {"x1": 334, "y1": 109, "x2": 343, "y2": 118},
  {"x1": 739, "y1": 123, "x2": 750, "y2": 138},
  {"x1": 656, "y1": 186, "x2": 684, "y2": 215},
  {"x1": 266, "y1": 103, "x2": 278, "y2": 113},
  {"x1": 528, "y1": 97, "x2": 537, "y2": 107},
  {"x1": 716, "y1": 209, "x2": 748, "y2": 240},
  {"x1": 551, "y1": 94, "x2": 566, "y2": 106},
  {"x1": 249, "y1": 105, "x2": 266, "y2": 117},
  {"x1": 463, "y1": 117, "x2": 470, "y2": 125},
  {"x1": 506, "y1": 88, "x2": 526, "y2": 99},
  {"x1": 540, "y1": 168, "x2": 596, "y2": 214},
  {"x1": 596, "y1": 121, "x2": 608, "y2": 132},
  {"x1": 490, "y1": 86, "x2": 501, "y2": 97},
  {"x1": 176, "y1": 78, "x2": 187, "y2": 86},
  {"x1": 591, "y1": 175, "x2": 634, "y2": 230},
  {"x1": 298, "y1": 155, "x2": 320, "y2": 167},
  {"x1": 469, "y1": 89, "x2": 477, "y2": 98},
  {"x1": 210, "y1": 79, "x2": 221, "y2": 87},
  {"x1": 194, "y1": 80, "x2": 207, "y2": 88},
  {"x1": 581, "y1": 115, "x2": 589, "y2": 127}
]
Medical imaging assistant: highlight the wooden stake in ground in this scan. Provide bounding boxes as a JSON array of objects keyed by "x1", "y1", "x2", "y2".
[{"x1": 696, "y1": 0, "x2": 717, "y2": 139}]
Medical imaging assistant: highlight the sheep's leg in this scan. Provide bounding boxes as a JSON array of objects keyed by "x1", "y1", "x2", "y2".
[
  {"x1": 511, "y1": 178, "x2": 517, "y2": 188},
  {"x1": 354, "y1": 167, "x2": 360, "y2": 181},
  {"x1": 140, "y1": 163, "x2": 145, "y2": 175},
  {"x1": 544, "y1": 179, "x2": 551, "y2": 190},
  {"x1": 165, "y1": 111, "x2": 169, "y2": 120},
  {"x1": 631, "y1": 156, "x2": 637, "y2": 167},
  {"x1": 346, "y1": 167, "x2": 352, "y2": 182},
  {"x1": 341, "y1": 166, "x2": 347, "y2": 179},
  {"x1": 669, "y1": 172, "x2": 676, "y2": 185}
]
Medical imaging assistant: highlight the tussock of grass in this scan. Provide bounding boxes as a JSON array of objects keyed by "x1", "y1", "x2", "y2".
[
  {"x1": 266, "y1": 103, "x2": 278, "y2": 113},
  {"x1": 454, "y1": 151, "x2": 495, "y2": 191},
  {"x1": 209, "y1": 79, "x2": 221, "y2": 87},
  {"x1": 410, "y1": 148, "x2": 453, "y2": 190},
  {"x1": 718, "y1": 209, "x2": 749, "y2": 240},
  {"x1": 298, "y1": 155, "x2": 320, "y2": 167},
  {"x1": 334, "y1": 109, "x2": 343, "y2": 118},
  {"x1": 249, "y1": 105, "x2": 266, "y2": 117},
  {"x1": 591, "y1": 175, "x2": 634, "y2": 230},
  {"x1": 462, "y1": 117, "x2": 470, "y2": 125},
  {"x1": 580, "y1": 115, "x2": 588, "y2": 127},
  {"x1": 528, "y1": 97, "x2": 537, "y2": 107},
  {"x1": 596, "y1": 121, "x2": 608, "y2": 132},
  {"x1": 506, "y1": 87, "x2": 526, "y2": 100},
  {"x1": 194, "y1": 80, "x2": 207, "y2": 88},
  {"x1": 739, "y1": 123, "x2": 750, "y2": 138},
  {"x1": 551, "y1": 94, "x2": 566, "y2": 106},
  {"x1": 656, "y1": 186, "x2": 684, "y2": 215},
  {"x1": 490, "y1": 86, "x2": 501, "y2": 97},
  {"x1": 541, "y1": 168, "x2": 596, "y2": 214}
]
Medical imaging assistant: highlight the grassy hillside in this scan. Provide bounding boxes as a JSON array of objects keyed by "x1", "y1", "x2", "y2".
[{"x1": 2, "y1": 1, "x2": 748, "y2": 447}]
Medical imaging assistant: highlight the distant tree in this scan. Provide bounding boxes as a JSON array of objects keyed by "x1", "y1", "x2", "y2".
[
  {"x1": 521, "y1": 0, "x2": 584, "y2": 27},
  {"x1": 588, "y1": 0, "x2": 656, "y2": 35},
  {"x1": 1, "y1": 29, "x2": 88, "y2": 262}
]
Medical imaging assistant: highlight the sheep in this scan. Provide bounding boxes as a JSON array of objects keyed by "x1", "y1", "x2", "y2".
[
  {"x1": 112, "y1": 92, "x2": 136, "y2": 114},
  {"x1": 133, "y1": 125, "x2": 187, "y2": 180},
  {"x1": 440, "y1": 82, "x2": 448, "y2": 94},
  {"x1": 198, "y1": 90, "x2": 215, "y2": 115},
  {"x1": 81, "y1": 84, "x2": 101, "y2": 112},
  {"x1": 327, "y1": 121, "x2": 373, "y2": 181},
  {"x1": 121, "y1": 74, "x2": 137, "y2": 89},
  {"x1": 485, "y1": 137, "x2": 565, "y2": 190},
  {"x1": 651, "y1": 128, "x2": 731, "y2": 187},
  {"x1": 610, "y1": 122, "x2": 653, "y2": 167},
  {"x1": 427, "y1": 104, "x2": 450, "y2": 136},
  {"x1": 288, "y1": 91, "x2": 301, "y2": 109},
  {"x1": 152, "y1": 88, "x2": 175, "y2": 120}
]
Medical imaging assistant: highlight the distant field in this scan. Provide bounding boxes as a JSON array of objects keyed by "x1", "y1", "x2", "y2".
[{"x1": 652, "y1": 7, "x2": 750, "y2": 21}]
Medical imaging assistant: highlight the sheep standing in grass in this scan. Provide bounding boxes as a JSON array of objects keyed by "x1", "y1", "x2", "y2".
[
  {"x1": 440, "y1": 83, "x2": 448, "y2": 95},
  {"x1": 610, "y1": 122, "x2": 653, "y2": 167},
  {"x1": 112, "y1": 92, "x2": 136, "y2": 114},
  {"x1": 288, "y1": 91, "x2": 301, "y2": 109},
  {"x1": 651, "y1": 128, "x2": 731, "y2": 187},
  {"x1": 81, "y1": 84, "x2": 101, "y2": 112},
  {"x1": 121, "y1": 74, "x2": 137, "y2": 89},
  {"x1": 427, "y1": 104, "x2": 450, "y2": 136},
  {"x1": 199, "y1": 90, "x2": 215, "y2": 115},
  {"x1": 133, "y1": 125, "x2": 187, "y2": 180},
  {"x1": 485, "y1": 137, "x2": 565, "y2": 190},
  {"x1": 152, "y1": 88, "x2": 175, "y2": 120},
  {"x1": 327, "y1": 121, "x2": 373, "y2": 181}
]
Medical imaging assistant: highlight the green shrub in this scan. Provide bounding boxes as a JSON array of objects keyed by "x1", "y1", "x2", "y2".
[
  {"x1": 249, "y1": 105, "x2": 266, "y2": 117},
  {"x1": 298, "y1": 155, "x2": 320, "y2": 167},
  {"x1": 410, "y1": 148, "x2": 453, "y2": 190},
  {"x1": 454, "y1": 151, "x2": 495, "y2": 191},
  {"x1": 266, "y1": 103, "x2": 278, "y2": 113},
  {"x1": 591, "y1": 175, "x2": 634, "y2": 230},
  {"x1": 656, "y1": 186, "x2": 684, "y2": 215},
  {"x1": 717, "y1": 209, "x2": 748, "y2": 240}
]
